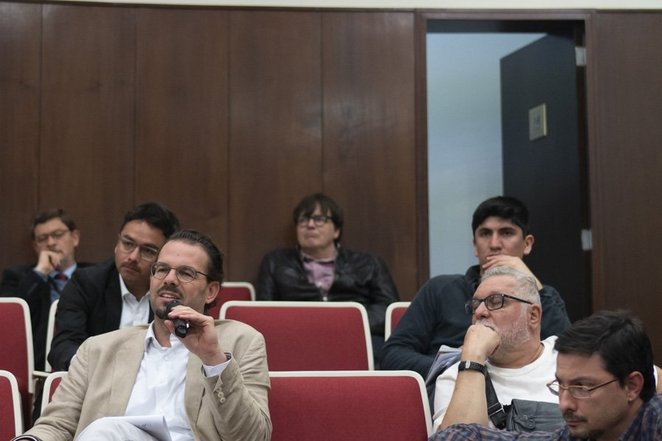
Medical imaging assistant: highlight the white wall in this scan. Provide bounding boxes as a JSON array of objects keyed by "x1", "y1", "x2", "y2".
[
  {"x1": 53, "y1": 0, "x2": 662, "y2": 8},
  {"x1": 426, "y1": 33, "x2": 544, "y2": 276}
]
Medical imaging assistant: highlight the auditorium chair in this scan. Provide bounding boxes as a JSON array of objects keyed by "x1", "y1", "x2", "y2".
[
  {"x1": 269, "y1": 370, "x2": 432, "y2": 441},
  {"x1": 384, "y1": 301, "x2": 411, "y2": 340},
  {"x1": 220, "y1": 301, "x2": 373, "y2": 370}
]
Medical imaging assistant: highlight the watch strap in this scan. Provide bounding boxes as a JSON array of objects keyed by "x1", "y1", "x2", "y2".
[{"x1": 457, "y1": 360, "x2": 487, "y2": 375}]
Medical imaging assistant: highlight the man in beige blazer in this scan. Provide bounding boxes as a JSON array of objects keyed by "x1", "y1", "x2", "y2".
[{"x1": 15, "y1": 229, "x2": 272, "y2": 441}]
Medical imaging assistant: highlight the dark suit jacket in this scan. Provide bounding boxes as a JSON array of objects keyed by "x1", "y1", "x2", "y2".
[
  {"x1": 0, "y1": 263, "x2": 89, "y2": 370},
  {"x1": 48, "y1": 258, "x2": 154, "y2": 371}
]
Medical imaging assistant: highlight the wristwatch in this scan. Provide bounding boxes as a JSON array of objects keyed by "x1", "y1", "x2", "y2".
[{"x1": 457, "y1": 360, "x2": 487, "y2": 375}]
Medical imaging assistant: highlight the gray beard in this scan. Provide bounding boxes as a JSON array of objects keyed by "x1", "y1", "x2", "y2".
[{"x1": 477, "y1": 308, "x2": 533, "y2": 358}]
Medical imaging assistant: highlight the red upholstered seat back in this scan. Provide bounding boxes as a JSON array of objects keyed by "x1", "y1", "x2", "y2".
[
  {"x1": 269, "y1": 371, "x2": 431, "y2": 441},
  {"x1": 206, "y1": 282, "x2": 255, "y2": 319},
  {"x1": 221, "y1": 301, "x2": 373, "y2": 370},
  {"x1": 385, "y1": 301, "x2": 411, "y2": 339},
  {"x1": 0, "y1": 370, "x2": 23, "y2": 440},
  {"x1": 0, "y1": 298, "x2": 34, "y2": 424},
  {"x1": 43, "y1": 371, "x2": 65, "y2": 406}
]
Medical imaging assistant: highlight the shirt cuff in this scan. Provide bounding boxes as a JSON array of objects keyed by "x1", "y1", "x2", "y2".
[
  {"x1": 202, "y1": 352, "x2": 232, "y2": 377},
  {"x1": 32, "y1": 268, "x2": 48, "y2": 280}
]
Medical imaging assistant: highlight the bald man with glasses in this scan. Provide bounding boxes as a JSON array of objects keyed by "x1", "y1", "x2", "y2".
[{"x1": 48, "y1": 202, "x2": 180, "y2": 372}]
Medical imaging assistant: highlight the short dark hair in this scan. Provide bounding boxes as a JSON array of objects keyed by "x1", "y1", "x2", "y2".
[
  {"x1": 292, "y1": 193, "x2": 344, "y2": 241},
  {"x1": 554, "y1": 310, "x2": 656, "y2": 402},
  {"x1": 120, "y1": 202, "x2": 180, "y2": 238},
  {"x1": 167, "y1": 229, "x2": 224, "y2": 284},
  {"x1": 32, "y1": 208, "x2": 77, "y2": 238},
  {"x1": 471, "y1": 196, "x2": 530, "y2": 237}
]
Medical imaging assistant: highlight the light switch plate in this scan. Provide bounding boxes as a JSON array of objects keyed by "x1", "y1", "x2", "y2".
[{"x1": 529, "y1": 103, "x2": 547, "y2": 141}]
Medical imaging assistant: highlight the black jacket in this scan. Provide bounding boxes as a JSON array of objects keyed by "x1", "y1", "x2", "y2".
[
  {"x1": 257, "y1": 247, "x2": 400, "y2": 335},
  {"x1": 0, "y1": 262, "x2": 90, "y2": 370},
  {"x1": 47, "y1": 258, "x2": 154, "y2": 371}
]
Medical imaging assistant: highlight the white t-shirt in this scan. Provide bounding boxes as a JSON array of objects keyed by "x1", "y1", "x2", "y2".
[{"x1": 432, "y1": 336, "x2": 559, "y2": 429}]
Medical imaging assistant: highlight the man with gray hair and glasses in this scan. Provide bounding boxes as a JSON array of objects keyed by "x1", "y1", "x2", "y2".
[
  {"x1": 432, "y1": 309, "x2": 662, "y2": 440},
  {"x1": 433, "y1": 266, "x2": 560, "y2": 431}
]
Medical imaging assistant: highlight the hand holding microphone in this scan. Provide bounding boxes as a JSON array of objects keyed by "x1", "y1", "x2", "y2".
[
  {"x1": 166, "y1": 300, "x2": 190, "y2": 338},
  {"x1": 162, "y1": 299, "x2": 227, "y2": 366}
]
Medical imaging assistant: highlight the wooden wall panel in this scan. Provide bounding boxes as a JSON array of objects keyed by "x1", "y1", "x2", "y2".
[
  {"x1": 323, "y1": 12, "x2": 418, "y2": 299},
  {"x1": 40, "y1": 4, "x2": 136, "y2": 263},
  {"x1": 588, "y1": 12, "x2": 662, "y2": 355},
  {"x1": 134, "y1": 9, "x2": 230, "y2": 259},
  {"x1": 228, "y1": 11, "x2": 322, "y2": 282},
  {"x1": 0, "y1": 3, "x2": 41, "y2": 271}
]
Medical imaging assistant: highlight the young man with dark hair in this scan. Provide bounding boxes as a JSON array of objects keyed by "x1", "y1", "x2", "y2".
[
  {"x1": 433, "y1": 310, "x2": 662, "y2": 440},
  {"x1": 552, "y1": 310, "x2": 658, "y2": 440},
  {"x1": 1, "y1": 209, "x2": 83, "y2": 370},
  {"x1": 380, "y1": 196, "x2": 570, "y2": 377},
  {"x1": 48, "y1": 201, "x2": 180, "y2": 371},
  {"x1": 257, "y1": 192, "x2": 399, "y2": 353},
  {"x1": 14, "y1": 230, "x2": 271, "y2": 441}
]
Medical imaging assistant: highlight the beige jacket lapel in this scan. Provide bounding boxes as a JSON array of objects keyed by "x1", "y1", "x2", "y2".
[
  {"x1": 107, "y1": 328, "x2": 149, "y2": 414},
  {"x1": 184, "y1": 353, "x2": 204, "y2": 428}
]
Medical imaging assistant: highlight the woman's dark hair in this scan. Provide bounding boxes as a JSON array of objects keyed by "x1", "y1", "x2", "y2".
[{"x1": 292, "y1": 193, "x2": 343, "y2": 242}]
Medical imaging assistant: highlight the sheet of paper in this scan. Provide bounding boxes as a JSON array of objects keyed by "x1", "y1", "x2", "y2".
[
  {"x1": 438, "y1": 345, "x2": 462, "y2": 354},
  {"x1": 102, "y1": 415, "x2": 172, "y2": 441}
]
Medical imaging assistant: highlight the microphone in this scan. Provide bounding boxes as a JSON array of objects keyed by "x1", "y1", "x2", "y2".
[{"x1": 165, "y1": 300, "x2": 189, "y2": 338}]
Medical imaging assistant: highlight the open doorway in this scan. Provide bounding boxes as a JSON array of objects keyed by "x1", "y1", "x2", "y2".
[{"x1": 426, "y1": 19, "x2": 590, "y2": 321}]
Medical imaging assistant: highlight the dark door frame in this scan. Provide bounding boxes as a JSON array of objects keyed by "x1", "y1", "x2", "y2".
[{"x1": 414, "y1": 10, "x2": 593, "y2": 301}]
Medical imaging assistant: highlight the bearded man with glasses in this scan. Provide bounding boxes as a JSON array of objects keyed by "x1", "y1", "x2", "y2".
[
  {"x1": 48, "y1": 201, "x2": 180, "y2": 372},
  {"x1": 432, "y1": 310, "x2": 662, "y2": 441},
  {"x1": 432, "y1": 266, "x2": 561, "y2": 431},
  {"x1": 14, "y1": 229, "x2": 271, "y2": 441}
]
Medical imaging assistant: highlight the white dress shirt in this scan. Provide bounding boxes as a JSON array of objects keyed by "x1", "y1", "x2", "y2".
[
  {"x1": 124, "y1": 323, "x2": 230, "y2": 441},
  {"x1": 118, "y1": 275, "x2": 151, "y2": 328}
]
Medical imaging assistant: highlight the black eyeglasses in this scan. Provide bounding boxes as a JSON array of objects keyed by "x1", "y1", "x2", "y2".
[
  {"x1": 117, "y1": 235, "x2": 160, "y2": 262},
  {"x1": 297, "y1": 214, "x2": 332, "y2": 227},
  {"x1": 35, "y1": 229, "x2": 70, "y2": 244},
  {"x1": 466, "y1": 292, "x2": 533, "y2": 314},
  {"x1": 150, "y1": 262, "x2": 209, "y2": 283},
  {"x1": 546, "y1": 378, "x2": 619, "y2": 399}
]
